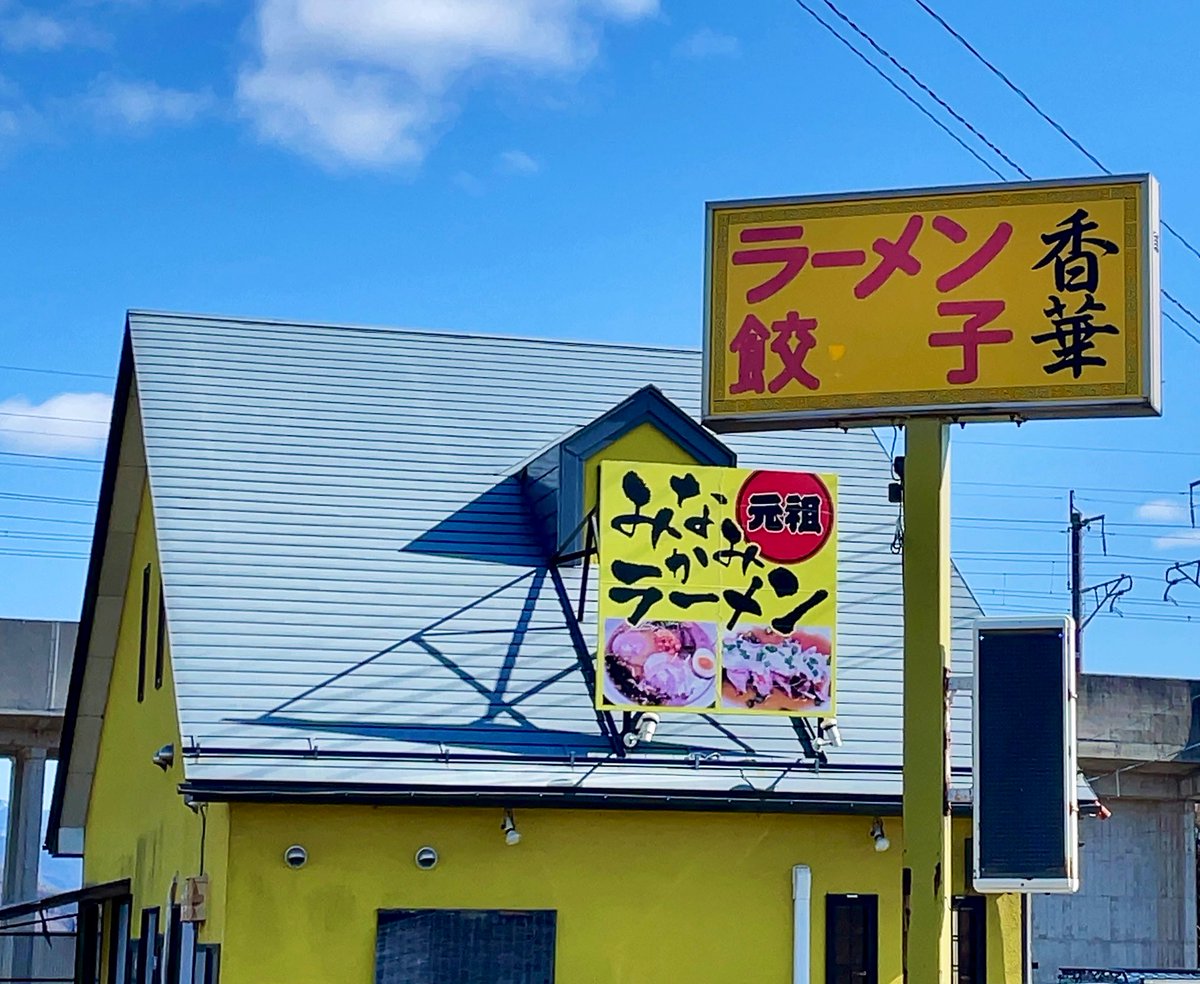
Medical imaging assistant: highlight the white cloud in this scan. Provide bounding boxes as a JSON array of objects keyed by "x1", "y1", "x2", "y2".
[
  {"x1": 0, "y1": 392, "x2": 111, "y2": 454},
  {"x1": 675, "y1": 27, "x2": 739, "y2": 59},
  {"x1": 1137, "y1": 498, "x2": 1190, "y2": 524},
  {"x1": 0, "y1": 10, "x2": 108, "y2": 52},
  {"x1": 498, "y1": 148, "x2": 539, "y2": 175},
  {"x1": 1154, "y1": 528, "x2": 1200, "y2": 552},
  {"x1": 85, "y1": 77, "x2": 214, "y2": 128},
  {"x1": 237, "y1": 0, "x2": 659, "y2": 169}
]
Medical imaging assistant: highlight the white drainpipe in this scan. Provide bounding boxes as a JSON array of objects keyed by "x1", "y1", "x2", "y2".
[{"x1": 793, "y1": 864, "x2": 812, "y2": 984}]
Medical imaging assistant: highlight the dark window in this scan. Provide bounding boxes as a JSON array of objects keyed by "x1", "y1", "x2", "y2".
[
  {"x1": 952, "y1": 896, "x2": 987, "y2": 984},
  {"x1": 137, "y1": 564, "x2": 151, "y2": 703},
  {"x1": 137, "y1": 907, "x2": 160, "y2": 984},
  {"x1": 155, "y1": 576, "x2": 166, "y2": 690},
  {"x1": 163, "y1": 904, "x2": 183, "y2": 984},
  {"x1": 74, "y1": 900, "x2": 102, "y2": 984},
  {"x1": 193, "y1": 943, "x2": 221, "y2": 984},
  {"x1": 826, "y1": 894, "x2": 878, "y2": 984},
  {"x1": 375, "y1": 909, "x2": 556, "y2": 984},
  {"x1": 107, "y1": 897, "x2": 132, "y2": 984}
]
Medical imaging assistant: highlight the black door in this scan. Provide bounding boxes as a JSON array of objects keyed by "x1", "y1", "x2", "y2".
[{"x1": 826, "y1": 894, "x2": 878, "y2": 984}]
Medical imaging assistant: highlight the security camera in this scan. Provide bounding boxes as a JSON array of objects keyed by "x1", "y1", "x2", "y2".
[
  {"x1": 414, "y1": 847, "x2": 439, "y2": 870},
  {"x1": 283, "y1": 845, "x2": 308, "y2": 869},
  {"x1": 623, "y1": 713, "x2": 659, "y2": 749}
]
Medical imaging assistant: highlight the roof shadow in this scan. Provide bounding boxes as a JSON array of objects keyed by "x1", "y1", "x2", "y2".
[{"x1": 400, "y1": 474, "x2": 545, "y2": 566}]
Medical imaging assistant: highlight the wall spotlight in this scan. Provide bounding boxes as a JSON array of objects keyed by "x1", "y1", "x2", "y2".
[
  {"x1": 414, "y1": 847, "x2": 439, "y2": 870},
  {"x1": 623, "y1": 713, "x2": 660, "y2": 749},
  {"x1": 817, "y1": 718, "x2": 843, "y2": 749},
  {"x1": 870, "y1": 818, "x2": 890, "y2": 853},
  {"x1": 152, "y1": 744, "x2": 175, "y2": 771},
  {"x1": 500, "y1": 809, "x2": 521, "y2": 846}
]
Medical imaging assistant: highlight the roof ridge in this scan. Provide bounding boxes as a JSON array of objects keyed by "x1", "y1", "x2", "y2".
[{"x1": 127, "y1": 309, "x2": 703, "y2": 357}]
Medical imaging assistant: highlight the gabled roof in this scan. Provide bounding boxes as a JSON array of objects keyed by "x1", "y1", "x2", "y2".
[
  {"x1": 54, "y1": 310, "x2": 998, "y2": 847},
  {"x1": 524, "y1": 383, "x2": 735, "y2": 558}
]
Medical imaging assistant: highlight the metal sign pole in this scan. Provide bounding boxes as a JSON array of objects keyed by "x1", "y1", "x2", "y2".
[{"x1": 902, "y1": 418, "x2": 952, "y2": 983}]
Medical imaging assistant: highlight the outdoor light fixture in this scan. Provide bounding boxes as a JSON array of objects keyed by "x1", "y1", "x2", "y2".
[
  {"x1": 500, "y1": 809, "x2": 521, "y2": 846},
  {"x1": 870, "y1": 818, "x2": 890, "y2": 853},
  {"x1": 623, "y1": 713, "x2": 660, "y2": 749},
  {"x1": 152, "y1": 743, "x2": 175, "y2": 771},
  {"x1": 817, "y1": 718, "x2": 842, "y2": 749}
]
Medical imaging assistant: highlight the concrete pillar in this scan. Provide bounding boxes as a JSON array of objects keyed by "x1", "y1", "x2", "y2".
[
  {"x1": 2, "y1": 748, "x2": 46, "y2": 905},
  {"x1": 2, "y1": 749, "x2": 46, "y2": 982}
]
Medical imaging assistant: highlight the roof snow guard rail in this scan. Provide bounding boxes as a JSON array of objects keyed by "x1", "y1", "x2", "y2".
[{"x1": 1059, "y1": 970, "x2": 1200, "y2": 982}]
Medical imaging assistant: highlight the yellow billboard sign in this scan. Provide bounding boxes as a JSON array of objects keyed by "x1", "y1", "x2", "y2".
[
  {"x1": 704, "y1": 175, "x2": 1160, "y2": 430},
  {"x1": 597, "y1": 460, "x2": 837, "y2": 717}
]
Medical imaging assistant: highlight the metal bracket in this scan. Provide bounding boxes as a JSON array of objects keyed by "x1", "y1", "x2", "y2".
[{"x1": 791, "y1": 717, "x2": 828, "y2": 765}]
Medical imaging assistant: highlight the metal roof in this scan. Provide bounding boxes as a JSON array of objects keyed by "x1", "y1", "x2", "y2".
[
  {"x1": 115, "y1": 310, "x2": 988, "y2": 802},
  {"x1": 56, "y1": 310, "x2": 1105, "y2": 830}
]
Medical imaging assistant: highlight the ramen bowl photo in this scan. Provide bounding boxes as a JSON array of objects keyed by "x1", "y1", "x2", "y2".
[{"x1": 603, "y1": 618, "x2": 719, "y2": 709}]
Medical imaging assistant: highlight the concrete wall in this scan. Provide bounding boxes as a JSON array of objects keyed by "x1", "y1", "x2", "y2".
[
  {"x1": 1032, "y1": 792, "x2": 1198, "y2": 981},
  {"x1": 0, "y1": 619, "x2": 74, "y2": 716}
]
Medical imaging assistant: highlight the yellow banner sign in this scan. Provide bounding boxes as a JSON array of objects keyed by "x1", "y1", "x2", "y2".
[
  {"x1": 597, "y1": 461, "x2": 837, "y2": 717},
  {"x1": 704, "y1": 175, "x2": 1160, "y2": 430}
]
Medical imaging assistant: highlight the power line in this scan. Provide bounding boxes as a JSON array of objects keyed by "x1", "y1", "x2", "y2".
[
  {"x1": 0, "y1": 530, "x2": 88, "y2": 543},
  {"x1": 0, "y1": 449, "x2": 102, "y2": 465},
  {"x1": 0, "y1": 491, "x2": 95, "y2": 506},
  {"x1": 1165, "y1": 311, "x2": 1200, "y2": 346},
  {"x1": 0, "y1": 512, "x2": 93, "y2": 526},
  {"x1": 909, "y1": 0, "x2": 1200, "y2": 271},
  {"x1": 957, "y1": 440, "x2": 1200, "y2": 458},
  {"x1": 0, "y1": 362, "x2": 110, "y2": 381},
  {"x1": 799, "y1": 0, "x2": 1200, "y2": 351},
  {"x1": 788, "y1": 0, "x2": 1006, "y2": 180},
  {"x1": 0, "y1": 547, "x2": 88, "y2": 559},
  {"x1": 816, "y1": 0, "x2": 1029, "y2": 177}
]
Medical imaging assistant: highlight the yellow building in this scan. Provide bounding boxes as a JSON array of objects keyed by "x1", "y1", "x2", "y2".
[{"x1": 35, "y1": 312, "x2": 1094, "y2": 983}]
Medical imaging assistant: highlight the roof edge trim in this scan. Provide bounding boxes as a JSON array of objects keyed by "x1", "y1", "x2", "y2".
[{"x1": 46, "y1": 325, "x2": 134, "y2": 855}]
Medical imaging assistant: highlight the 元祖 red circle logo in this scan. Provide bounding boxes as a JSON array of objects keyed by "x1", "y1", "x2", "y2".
[{"x1": 735, "y1": 471, "x2": 834, "y2": 564}]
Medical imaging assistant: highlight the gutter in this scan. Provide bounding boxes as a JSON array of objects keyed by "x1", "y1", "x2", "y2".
[{"x1": 177, "y1": 777, "x2": 911, "y2": 816}]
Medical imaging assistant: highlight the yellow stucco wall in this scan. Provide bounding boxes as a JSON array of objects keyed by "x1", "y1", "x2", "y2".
[
  {"x1": 582, "y1": 421, "x2": 702, "y2": 517},
  {"x1": 221, "y1": 803, "x2": 1020, "y2": 984},
  {"x1": 82, "y1": 483, "x2": 229, "y2": 945}
]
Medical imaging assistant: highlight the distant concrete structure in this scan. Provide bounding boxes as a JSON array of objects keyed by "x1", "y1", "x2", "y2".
[
  {"x1": 1033, "y1": 673, "x2": 1200, "y2": 982},
  {"x1": 0, "y1": 619, "x2": 73, "y2": 981}
]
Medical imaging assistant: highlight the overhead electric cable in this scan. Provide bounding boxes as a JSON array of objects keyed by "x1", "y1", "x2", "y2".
[
  {"x1": 909, "y1": 0, "x2": 1200, "y2": 268},
  {"x1": 787, "y1": 0, "x2": 1006, "y2": 180}
]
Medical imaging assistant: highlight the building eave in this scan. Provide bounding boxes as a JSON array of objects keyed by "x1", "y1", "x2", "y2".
[
  {"x1": 46, "y1": 323, "x2": 142, "y2": 856},
  {"x1": 178, "y1": 777, "x2": 907, "y2": 817}
]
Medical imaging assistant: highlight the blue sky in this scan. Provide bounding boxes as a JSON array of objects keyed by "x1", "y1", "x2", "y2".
[{"x1": 1, "y1": 0, "x2": 1199, "y2": 677}]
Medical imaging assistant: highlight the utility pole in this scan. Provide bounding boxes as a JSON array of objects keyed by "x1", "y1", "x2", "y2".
[
  {"x1": 1069, "y1": 491, "x2": 1108, "y2": 676},
  {"x1": 1069, "y1": 492, "x2": 1084, "y2": 675}
]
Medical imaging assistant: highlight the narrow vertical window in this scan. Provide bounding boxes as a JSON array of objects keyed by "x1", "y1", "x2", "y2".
[
  {"x1": 952, "y1": 896, "x2": 987, "y2": 984},
  {"x1": 825, "y1": 893, "x2": 878, "y2": 984},
  {"x1": 107, "y1": 897, "x2": 131, "y2": 984},
  {"x1": 138, "y1": 907, "x2": 160, "y2": 984},
  {"x1": 137, "y1": 564, "x2": 151, "y2": 703},
  {"x1": 155, "y1": 577, "x2": 166, "y2": 690},
  {"x1": 193, "y1": 944, "x2": 220, "y2": 984}
]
